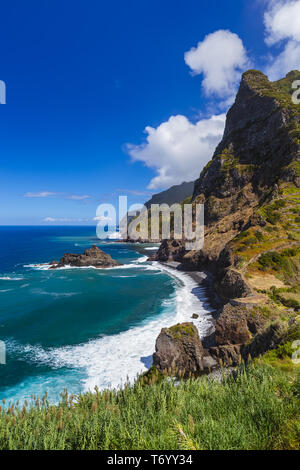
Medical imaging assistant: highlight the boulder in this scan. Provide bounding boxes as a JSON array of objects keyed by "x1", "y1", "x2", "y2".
[
  {"x1": 243, "y1": 321, "x2": 285, "y2": 360},
  {"x1": 150, "y1": 239, "x2": 186, "y2": 262},
  {"x1": 153, "y1": 322, "x2": 218, "y2": 376},
  {"x1": 209, "y1": 344, "x2": 243, "y2": 367},
  {"x1": 215, "y1": 303, "x2": 266, "y2": 346},
  {"x1": 218, "y1": 268, "x2": 252, "y2": 300},
  {"x1": 215, "y1": 304, "x2": 251, "y2": 345}
]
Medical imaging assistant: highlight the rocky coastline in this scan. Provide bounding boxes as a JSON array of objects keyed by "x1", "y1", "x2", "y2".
[{"x1": 147, "y1": 69, "x2": 300, "y2": 378}]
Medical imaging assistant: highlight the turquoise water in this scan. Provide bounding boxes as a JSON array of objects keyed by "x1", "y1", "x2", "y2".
[{"x1": 0, "y1": 226, "x2": 213, "y2": 404}]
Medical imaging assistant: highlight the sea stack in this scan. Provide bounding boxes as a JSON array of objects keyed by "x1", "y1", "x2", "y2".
[{"x1": 50, "y1": 245, "x2": 121, "y2": 269}]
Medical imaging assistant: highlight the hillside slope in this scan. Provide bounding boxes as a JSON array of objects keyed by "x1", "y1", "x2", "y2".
[{"x1": 145, "y1": 181, "x2": 194, "y2": 209}]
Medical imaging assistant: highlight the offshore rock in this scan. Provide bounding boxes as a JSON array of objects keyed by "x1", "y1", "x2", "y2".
[{"x1": 50, "y1": 245, "x2": 121, "y2": 269}]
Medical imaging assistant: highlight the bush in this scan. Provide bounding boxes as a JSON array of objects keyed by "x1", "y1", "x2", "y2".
[
  {"x1": 258, "y1": 251, "x2": 297, "y2": 279},
  {"x1": 255, "y1": 230, "x2": 264, "y2": 242},
  {"x1": 281, "y1": 298, "x2": 300, "y2": 309},
  {"x1": 0, "y1": 364, "x2": 299, "y2": 450},
  {"x1": 266, "y1": 210, "x2": 281, "y2": 225}
]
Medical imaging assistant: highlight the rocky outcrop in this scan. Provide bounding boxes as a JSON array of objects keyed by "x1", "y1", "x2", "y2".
[
  {"x1": 217, "y1": 269, "x2": 252, "y2": 300},
  {"x1": 215, "y1": 303, "x2": 265, "y2": 345},
  {"x1": 243, "y1": 322, "x2": 285, "y2": 359},
  {"x1": 209, "y1": 321, "x2": 285, "y2": 367},
  {"x1": 150, "y1": 239, "x2": 186, "y2": 262},
  {"x1": 209, "y1": 304, "x2": 282, "y2": 365},
  {"x1": 50, "y1": 245, "x2": 121, "y2": 269},
  {"x1": 153, "y1": 323, "x2": 218, "y2": 376},
  {"x1": 209, "y1": 344, "x2": 243, "y2": 367}
]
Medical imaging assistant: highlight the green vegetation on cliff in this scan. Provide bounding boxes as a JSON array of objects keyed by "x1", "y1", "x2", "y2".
[
  {"x1": 169, "y1": 323, "x2": 196, "y2": 339},
  {"x1": 243, "y1": 69, "x2": 300, "y2": 112}
]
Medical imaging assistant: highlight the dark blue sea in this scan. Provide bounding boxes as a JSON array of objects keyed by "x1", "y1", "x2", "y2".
[{"x1": 0, "y1": 226, "x2": 213, "y2": 404}]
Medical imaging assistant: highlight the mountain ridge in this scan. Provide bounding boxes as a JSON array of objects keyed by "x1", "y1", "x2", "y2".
[{"x1": 144, "y1": 181, "x2": 194, "y2": 209}]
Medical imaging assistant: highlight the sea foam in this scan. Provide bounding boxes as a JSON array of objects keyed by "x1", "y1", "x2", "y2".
[{"x1": 16, "y1": 257, "x2": 214, "y2": 394}]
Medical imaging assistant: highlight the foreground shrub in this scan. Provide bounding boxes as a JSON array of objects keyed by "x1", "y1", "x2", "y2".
[{"x1": 0, "y1": 364, "x2": 299, "y2": 450}]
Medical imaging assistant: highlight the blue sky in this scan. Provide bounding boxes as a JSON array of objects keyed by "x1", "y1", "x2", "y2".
[{"x1": 0, "y1": 0, "x2": 299, "y2": 224}]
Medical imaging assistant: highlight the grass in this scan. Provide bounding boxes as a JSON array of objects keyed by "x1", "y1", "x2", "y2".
[
  {"x1": 243, "y1": 69, "x2": 300, "y2": 113},
  {"x1": 169, "y1": 323, "x2": 196, "y2": 339},
  {"x1": 257, "y1": 249, "x2": 299, "y2": 284},
  {"x1": 0, "y1": 364, "x2": 299, "y2": 450}
]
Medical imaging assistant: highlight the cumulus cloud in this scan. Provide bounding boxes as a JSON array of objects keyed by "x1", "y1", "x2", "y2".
[
  {"x1": 264, "y1": 0, "x2": 300, "y2": 45},
  {"x1": 184, "y1": 30, "x2": 250, "y2": 99},
  {"x1": 266, "y1": 39, "x2": 300, "y2": 79},
  {"x1": 126, "y1": 113, "x2": 226, "y2": 190},
  {"x1": 264, "y1": 0, "x2": 300, "y2": 80}
]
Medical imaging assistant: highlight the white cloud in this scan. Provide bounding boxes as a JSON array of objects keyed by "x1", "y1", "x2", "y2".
[
  {"x1": 264, "y1": 0, "x2": 300, "y2": 45},
  {"x1": 93, "y1": 216, "x2": 112, "y2": 222},
  {"x1": 24, "y1": 191, "x2": 57, "y2": 198},
  {"x1": 184, "y1": 30, "x2": 250, "y2": 99},
  {"x1": 24, "y1": 192, "x2": 91, "y2": 201},
  {"x1": 67, "y1": 195, "x2": 91, "y2": 200},
  {"x1": 266, "y1": 39, "x2": 300, "y2": 80},
  {"x1": 264, "y1": 0, "x2": 300, "y2": 80},
  {"x1": 126, "y1": 114, "x2": 226, "y2": 190},
  {"x1": 115, "y1": 189, "x2": 152, "y2": 197},
  {"x1": 43, "y1": 217, "x2": 88, "y2": 223}
]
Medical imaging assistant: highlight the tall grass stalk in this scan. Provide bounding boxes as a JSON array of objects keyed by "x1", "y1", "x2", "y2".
[{"x1": 0, "y1": 364, "x2": 299, "y2": 450}]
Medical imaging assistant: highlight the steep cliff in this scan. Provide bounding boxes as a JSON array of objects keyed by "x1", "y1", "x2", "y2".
[
  {"x1": 188, "y1": 70, "x2": 300, "y2": 271},
  {"x1": 180, "y1": 70, "x2": 300, "y2": 302},
  {"x1": 153, "y1": 70, "x2": 300, "y2": 370}
]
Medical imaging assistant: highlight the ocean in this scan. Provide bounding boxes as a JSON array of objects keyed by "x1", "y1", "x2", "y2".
[{"x1": 0, "y1": 226, "x2": 213, "y2": 404}]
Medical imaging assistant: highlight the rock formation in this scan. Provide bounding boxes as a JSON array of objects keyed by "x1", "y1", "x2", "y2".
[
  {"x1": 149, "y1": 239, "x2": 186, "y2": 262},
  {"x1": 50, "y1": 245, "x2": 121, "y2": 269},
  {"x1": 153, "y1": 323, "x2": 218, "y2": 376},
  {"x1": 152, "y1": 70, "x2": 300, "y2": 374}
]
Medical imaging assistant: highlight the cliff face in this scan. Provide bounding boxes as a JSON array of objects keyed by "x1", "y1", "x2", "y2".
[
  {"x1": 153, "y1": 70, "x2": 300, "y2": 371},
  {"x1": 188, "y1": 70, "x2": 300, "y2": 268}
]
